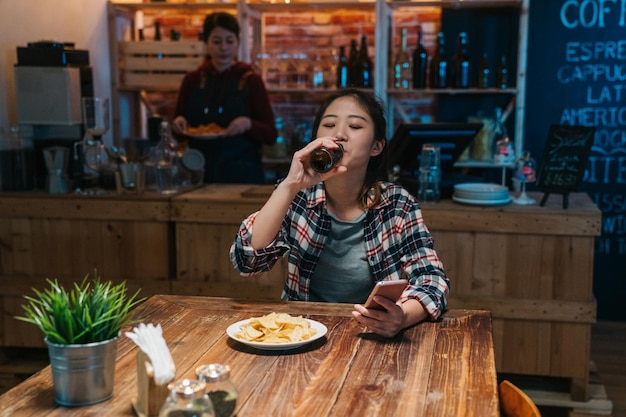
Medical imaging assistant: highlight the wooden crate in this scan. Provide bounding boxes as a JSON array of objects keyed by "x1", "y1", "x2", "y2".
[{"x1": 119, "y1": 41, "x2": 204, "y2": 89}]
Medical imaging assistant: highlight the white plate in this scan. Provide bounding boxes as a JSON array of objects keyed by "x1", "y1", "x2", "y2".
[
  {"x1": 226, "y1": 318, "x2": 328, "y2": 351},
  {"x1": 453, "y1": 195, "x2": 511, "y2": 206},
  {"x1": 454, "y1": 183, "x2": 510, "y2": 201},
  {"x1": 454, "y1": 191, "x2": 510, "y2": 201},
  {"x1": 184, "y1": 131, "x2": 224, "y2": 140},
  {"x1": 454, "y1": 182, "x2": 508, "y2": 193}
]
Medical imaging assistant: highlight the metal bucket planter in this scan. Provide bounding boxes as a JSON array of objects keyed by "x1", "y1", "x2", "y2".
[{"x1": 45, "y1": 336, "x2": 119, "y2": 406}]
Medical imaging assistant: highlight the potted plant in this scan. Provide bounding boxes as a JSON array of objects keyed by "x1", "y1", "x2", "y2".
[{"x1": 15, "y1": 272, "x2": 144, "y2": 406}]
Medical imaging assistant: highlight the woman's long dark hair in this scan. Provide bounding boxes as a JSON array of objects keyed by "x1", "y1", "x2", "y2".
[{"x1": 311, "y1": 89, "x2": 388, "y2": 209}]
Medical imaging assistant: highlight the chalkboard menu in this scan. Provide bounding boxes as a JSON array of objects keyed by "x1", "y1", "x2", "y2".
[
  {"x1": 524, "y1": 1, "x2": 626, "y2": 320},
  {"x1": 536, "y1": 125, "x2": 595, "y2": 196}
]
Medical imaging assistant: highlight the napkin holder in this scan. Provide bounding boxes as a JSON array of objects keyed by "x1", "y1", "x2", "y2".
[{"x1": 132, "y1": 350, "x2": 172, "y2": 417}]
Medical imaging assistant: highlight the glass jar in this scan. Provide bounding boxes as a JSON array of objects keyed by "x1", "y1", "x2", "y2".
[
  {"x1": 196, "y1": 364, "x2": 238, "y2": 417},
  {"x1": 159, "y1": 379, "x2": 214, "y2": 417}
]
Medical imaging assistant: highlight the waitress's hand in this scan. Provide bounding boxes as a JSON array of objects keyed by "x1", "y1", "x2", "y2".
[
  {"x1": 224, "y1": 116, "x2": 252, "y2": 136},
  {"x1": 172, "y1": 116, "x2": 188, "y2": 134},
  {"x1": 280, "y1": 137, "x2": 347, "y2": 193}
]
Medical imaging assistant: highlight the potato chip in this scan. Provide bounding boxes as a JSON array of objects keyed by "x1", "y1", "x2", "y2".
[
  {"x1": 186, "y1": 122, "x2": 224, "y2": 135},
  {"x1": 234, "y1": 312, "x2": 317, "y2": 344}
]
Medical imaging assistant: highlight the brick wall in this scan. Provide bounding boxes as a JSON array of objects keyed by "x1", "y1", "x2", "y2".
[{"x1": 135, "y1": 7, "x2": 441, "y2": 143}]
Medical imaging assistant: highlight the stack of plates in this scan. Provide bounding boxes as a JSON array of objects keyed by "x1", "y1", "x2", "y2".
[{"x1": 453, "y1": 183, "x2": 511, "y2": 205}]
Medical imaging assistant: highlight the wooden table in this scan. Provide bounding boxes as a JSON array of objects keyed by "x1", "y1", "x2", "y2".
[{"x1": 0, "y1": 295, "x2": 499, "y2": 416}]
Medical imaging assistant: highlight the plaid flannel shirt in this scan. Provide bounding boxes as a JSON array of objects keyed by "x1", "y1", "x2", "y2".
[{"x1": 229, "y1": 181, "x2": 450, "y2": 320}]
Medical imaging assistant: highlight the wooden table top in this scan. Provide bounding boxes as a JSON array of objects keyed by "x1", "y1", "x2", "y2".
[{"x1": 0, "y1": 295, "x2": 499, "y2": 417}]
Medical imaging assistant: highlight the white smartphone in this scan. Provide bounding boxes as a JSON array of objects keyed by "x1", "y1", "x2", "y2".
[{"x1": 363, "y1": 279, "x2": 409, "y2": 311}]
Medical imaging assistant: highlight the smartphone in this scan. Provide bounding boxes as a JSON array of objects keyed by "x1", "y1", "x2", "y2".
[{"x1": 363, "y1": 279, "x2": 409, "y2": 310}]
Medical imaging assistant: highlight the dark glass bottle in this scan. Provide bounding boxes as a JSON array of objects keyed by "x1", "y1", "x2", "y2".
[
  {"x1": 347, "y1": 39, "x2": 360, "y2": 87},
  {"x1": 453, "y1": 32, "x2": 470, "y2": 88},
  {"x1": 412, "y1": 27, "x2": 428, "y2": 89},
  {"x1": 477, "y1": 53, "x2": 490, "y2": 88},
  {"x1": 310, "y1": 144, "x2": 343, "y2": 173},
  {"x1": 429, "y1": 32, "x2": 448, "y2": 89},
  {"x1": 393, "y1": 28, "x2": 411, "y2": 90},
  {"x1": 359, "y1": 35, "x2": 374, "y2": 88},
  {"x1": 336, "y1": 46, "x2": 349, "y2": 88},
  {"x1": 154, "y1": 21, "x2": 162, "y2": 41},
  {"x1": 496, "y1": 54, "x2": 509, "y2": 89}
]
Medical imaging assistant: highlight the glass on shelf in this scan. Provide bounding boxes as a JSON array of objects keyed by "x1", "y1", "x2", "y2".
[
  {"x1": 74, "y1": 97, "x2": 111, "y2": 188},
  {"x1": 512, "y1": 151, "x2": 537, "y2": 205}
]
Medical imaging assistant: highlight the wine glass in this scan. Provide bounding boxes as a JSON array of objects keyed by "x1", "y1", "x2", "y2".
[{"x1": 513, "y1": 151, "x2": 537, "y2": 205}]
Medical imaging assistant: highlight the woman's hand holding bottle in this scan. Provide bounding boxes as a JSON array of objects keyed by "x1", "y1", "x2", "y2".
[{"x1": 281, "y1": 137, "x2": 346, "y2": 193}]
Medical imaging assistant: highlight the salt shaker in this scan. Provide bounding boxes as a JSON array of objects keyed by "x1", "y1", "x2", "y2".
[
  {"x1": 196, "y1": 364, "x2": 238, "y2": 417},
  {"x1": 158, "y1": 379, "x2": 214, "y2": 417}
]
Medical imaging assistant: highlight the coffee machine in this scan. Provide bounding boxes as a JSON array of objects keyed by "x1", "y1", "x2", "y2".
[{"x1": 14, "y1": 41, "x2": 93, "y2": 189}]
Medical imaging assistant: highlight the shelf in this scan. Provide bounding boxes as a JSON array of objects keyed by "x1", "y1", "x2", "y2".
[
  {"x1": 387, "y1": 87, "x2": 518, "y2": 95},
  {"x1": 387, "y1": 0, "x2": 523, "y2": 8},
  {"x1": 109, "y1": 2, "x2": 238, "y2": 11},
  {"x1": 267, "y1": 87, "x2": 376, "y2": 94},
  {"x1": 454, "y1": 160, "x2": 514, "y2": 169},
  {"x1": 247, "y1": 1, "x2": 375, "y2": 12}
]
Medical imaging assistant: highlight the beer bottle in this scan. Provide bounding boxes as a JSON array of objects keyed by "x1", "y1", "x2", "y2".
[
  {"x1": 453, "y1": 32, "x2": 470, "y2": 88},
  {"x1": 412, "y1": 27, "x2": 428, "y2": 89},
  {"x1": 477, "y1": 53, "x2": 490, "y2": 88},
  {"x1": 359, "y1": 36, "x2": 373, "y2": 88},
  {"x1": 429, "y1": 32, "x2": 448, "y2": 89},
  {"x1": 336, "y1": 46, "x2": 349, "y2": 88},
  {"x1": 393, "y1": 28, "x2": 411, "y2": 89},
  {"x1": 496, "y1": 54, "x2": 509, "y2": 89},
  {"x1": 347, "y1": 39, "x2": 360, "y2": 87}
]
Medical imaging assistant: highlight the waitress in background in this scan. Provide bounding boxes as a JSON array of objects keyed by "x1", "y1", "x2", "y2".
[{"x1": 172, "y1": 12, "x2": 277, "y2": 184}]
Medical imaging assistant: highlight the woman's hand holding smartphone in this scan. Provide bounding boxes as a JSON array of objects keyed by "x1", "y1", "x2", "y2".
[{"x1": 363, "y1": 279, "x2": 409, "y2": 311}]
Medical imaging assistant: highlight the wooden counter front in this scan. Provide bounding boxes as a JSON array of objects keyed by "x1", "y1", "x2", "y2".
[
  {"x1": 420, "y1": 192, "x2": 601, "y2": 400},
  {"x1": 0, "y1": 191, "x2": 173, "y2": 348},
  {"x1": 170, "y1": 185, "x2": 286, "y2": 300}
]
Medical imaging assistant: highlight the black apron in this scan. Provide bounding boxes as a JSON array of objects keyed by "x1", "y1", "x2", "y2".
[{"x1": 185, "y1": 69, "x2": 266, "y2": 184}]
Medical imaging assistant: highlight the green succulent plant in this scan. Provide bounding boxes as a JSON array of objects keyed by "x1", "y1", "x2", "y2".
[{"x1": 15, "y1": 272, "x2": 145, "y2": 345}]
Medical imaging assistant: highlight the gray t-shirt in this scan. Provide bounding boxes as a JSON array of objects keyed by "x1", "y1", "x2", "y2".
[{"x1": 309, "y1": 210, "x2": 374, "y2": 303}]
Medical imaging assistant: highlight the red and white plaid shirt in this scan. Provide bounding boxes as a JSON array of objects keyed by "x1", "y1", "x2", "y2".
[{"x1": 230, "y1": 181, "x2": 450, "y2": 320}]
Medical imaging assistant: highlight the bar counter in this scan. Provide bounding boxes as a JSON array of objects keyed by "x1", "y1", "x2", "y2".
[
  {"x1": 0, "y1": 185, "x2": 601, "y2": 399},
  {"x1": 0, "y1": 295, "x2": 500, "y2": 417}
]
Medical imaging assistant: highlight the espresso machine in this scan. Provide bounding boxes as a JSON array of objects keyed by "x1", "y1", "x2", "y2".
[{"x1": 14, "y1": 41, "x2": 94, "y2": 190}]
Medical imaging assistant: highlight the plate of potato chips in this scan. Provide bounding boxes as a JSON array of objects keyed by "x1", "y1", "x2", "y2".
[
  {"x1": 184, "y1": 122, "x2": 225, "y2": 139},
  {"x1": 226, "y1": 312, "x2": 327, "y2": 350}
]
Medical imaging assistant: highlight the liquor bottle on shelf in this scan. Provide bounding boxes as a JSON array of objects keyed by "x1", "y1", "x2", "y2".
[
  {"x1": 477, "y1": 53, "x2": 490, "y2": 88},
  {"x1": 347, "y1": 39, "x2": 360, "y2": 87},
  {"x1": 393, "y1": 28, "x2": 411, "y2": 90},
  {"x1": 412, "y1": 27, "x2": 428, "y2": 89},
  {"x1": 496, "y1": 54, "x2": 509, "y2": 89},
  {"x1": 154, "y1": 21, "x2": 162, "y2": 41},
  {"x1": 429, "y1": 32, "x2": 448, "y2": 89},
  {"x1": 336, "y1": 46, "x2": 349, "y2": 88},
  {"x1": 453, "y1": 32, "x2": 470, "y2": 88},
  {"x1": 359, "y1": 35, "x2": 373, "y2": 88}
]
